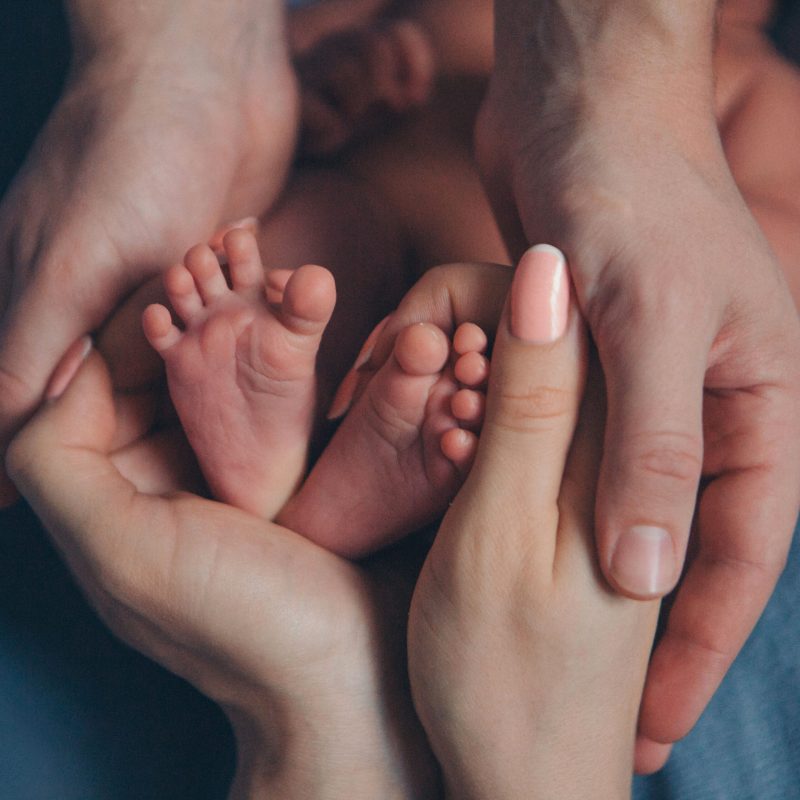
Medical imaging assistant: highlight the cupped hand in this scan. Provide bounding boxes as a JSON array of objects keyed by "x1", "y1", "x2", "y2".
[
  {"x1": 409, "y1": 248, "x2": 660, "y2": 799},
  {"x1": 476, "y1": 37, "x2": 800, "y2": 768},
  {"x1": 0, "y1": 17, "x2": 299, "y2": 504},
  {"x1": 6, "y1": 334, "x2": 436, "y2": 798}
]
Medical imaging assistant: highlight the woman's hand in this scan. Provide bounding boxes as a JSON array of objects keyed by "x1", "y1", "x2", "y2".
[
  {"x1": 409, "y1": 247, "x2": 660, "y2": 799},
  {"x1": 6, "y1": 342, "x2": 436, "y2": 799},
  {"x1": 0, "y1": 0, "x2": 299, "y2": 504}
]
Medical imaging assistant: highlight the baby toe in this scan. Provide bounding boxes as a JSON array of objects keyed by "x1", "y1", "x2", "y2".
[
  {"x1": 184, "y1": 244, "x2": 229, "y2": 303},
  {"x1": 223, "y1": 228, "x2": 265, "y2": 292}
]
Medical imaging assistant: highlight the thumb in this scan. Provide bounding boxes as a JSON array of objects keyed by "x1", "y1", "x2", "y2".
[
  {"x1": 594, "y1": 310, "x2": 707, "y2": 598},
  {"x1": 6, "y1": 343, "x2": 135, "y2": 538},
  {"x1": 0, "y1": 283, "x2": 105, "y2": 504}
]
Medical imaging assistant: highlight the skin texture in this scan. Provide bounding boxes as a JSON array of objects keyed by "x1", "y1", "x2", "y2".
[
  {"x1": 10, "y1": 254, "x2": 659, "y2": 799},
  {"x1": 4, "y1": 259, "x2": 510, "y2": 799},
  {"x1": 409, "y1": 253, "x2": 659, "y2": 800},
  {"x1": 5, "y1": 344, "x2": 439, "y2": 800},
  {"x1": 477, "y1": 0, "x2": 800, "y2": 771},
  {"x1": 0, "y1": 0, "x2": 298, "y2": 504},
  {"x1": 5, "y1": 0, "x2": 799, "y2": 786}
]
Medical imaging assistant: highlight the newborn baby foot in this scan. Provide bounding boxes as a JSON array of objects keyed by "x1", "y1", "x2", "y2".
[
  {"x1": 278, "y1": 321, "x2": 489, "y2": 557},
  {"x1": 143, "y1": 229, "x2": 336, "y2": 518}
]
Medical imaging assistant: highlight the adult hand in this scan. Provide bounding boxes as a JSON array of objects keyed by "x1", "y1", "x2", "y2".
[
  {"x1": 0, "y1": 0, "x2": 299, "y2": 504},
  {"x1": 409, "y1": 247, "x2": 659, "y2": 798},
  {"x1": 477, "y1": 0, "x2": 800, "y2": 769},
  {"x1": 6, "y1": 344, "x2": 436, "y2": 799}
]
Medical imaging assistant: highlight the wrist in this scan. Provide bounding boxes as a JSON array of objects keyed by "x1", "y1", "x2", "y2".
[
  {"x1": 424, "y1": 694, "x2": 637, "y2": 800},
  {"x1": 225, "y1": 695, "x2": 434, "y2": 800},
  {"x1": 493, "y1": 0, "x2": 718, "y2": 122},
  {"x1": 65, "y1": 0, "x2": 287, "y2": 74}
]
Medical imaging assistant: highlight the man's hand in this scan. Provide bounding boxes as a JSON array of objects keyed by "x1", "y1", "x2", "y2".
[
  {"x1": 0, "y1": 0, "x2": 299, "y2": 503},
  {"x1": 478, "y1": 0, "x2": 800, "y2": 770}
]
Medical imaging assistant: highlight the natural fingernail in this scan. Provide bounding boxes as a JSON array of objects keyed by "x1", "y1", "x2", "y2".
[
  {"x1": 354, "y1": 315, "x2": 392, "y2": 372},
  {"x1": 45, "y1": 336, "x2": 92, "y2": 401},
  {"x1": 327, "y1": 366, "x2": 359, "y2": 420},
  {"x1": 510, "y1": 244, "x2": 570, "y2": 343},
  {"x1": 327, "y1": 315, "x2": 393, "y2": 420},
  {"x1": 610, "y1": 525, "x2": 675, "y2": 596}
]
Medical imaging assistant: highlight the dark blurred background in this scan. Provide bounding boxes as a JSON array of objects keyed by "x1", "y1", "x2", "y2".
[{"x1": 0, "y1": 2, "x2": 799, "y2": 798}]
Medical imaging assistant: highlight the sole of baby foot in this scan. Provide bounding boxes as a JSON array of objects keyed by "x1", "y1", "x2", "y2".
[
  {"x1": 278, "y1": 321, "x2": 488, "y2": 557},
  {"x1": 143, "y1": 228, "x2": 336, "y2": 518}
]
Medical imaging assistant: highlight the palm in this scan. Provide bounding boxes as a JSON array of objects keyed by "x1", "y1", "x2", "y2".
[
  {"x1": 5, "y1": 290, "x2": 436, "y2": 792},
  {"x1": 0, "y1": 54, "x2": 298, "y2": 501}
]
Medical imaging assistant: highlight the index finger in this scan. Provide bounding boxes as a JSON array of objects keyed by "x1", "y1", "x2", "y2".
[
  {"x1": 0, "y1": 271, "x2": 118, "y2": 504},
  {"x1": 637, "y1": 386, "x2": 800, "y2": 744},
  {"x1": 5, "y1": 348, "x2": 170, "y2": 596}
]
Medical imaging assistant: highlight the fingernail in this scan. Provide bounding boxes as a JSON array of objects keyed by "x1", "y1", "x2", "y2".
[
  {"x1": 327, "y1": 366, "x2": 360, "y2": 420},
  {"x1": 510, "y1": 244, "x2": 570, "y2": 343},
  {"x1": 610, "y1": 525, "x2": 674, "y2": 596},
  {"x1": 45, "y1": 336, "x2": 92, "y2": 401},
  {"x1": 326, "y1": 316, "x2": 392, "y2": 420},
  {"x1": 354, "y1": 315, "x2": 392, "y2": 372}
]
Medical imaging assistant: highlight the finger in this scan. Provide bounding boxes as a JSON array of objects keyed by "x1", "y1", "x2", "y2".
[
  {"x1": 594, "y1": 305, "x2": 711, "y2": 599},
  {"x1": 366, "y1": 262, "x2": 511, "y2": 373},
  {"x1": 96, "y1": 274, "x2": 166, "y2": 392},
  {"x1": 328, "y1": 263, "x2": 512, "y2": 422},
  {"x1": 634, "y1": 737, "x2": 673, "y2": 775},
  {"x1": 464, "y1": 246, "x2": 587, "y2": 558},
  {"x1": 326, "y1": 313, "x2": 391, "y2": 420},
  {"x1": 638, "y1": 404, "x2": 800, "y2": 745},
  {"x1": 8, "y1": 347, "x2": 131, "y2": 519},
  {"x1": 0, "y1": 276, "x2": 108, "y2": 504},
  {"x1": 6, "y1": 348, "x2": 171, "y2": 598},
  {"x1": 111, "y1": 426, "x2": 205, "y2": 495}
]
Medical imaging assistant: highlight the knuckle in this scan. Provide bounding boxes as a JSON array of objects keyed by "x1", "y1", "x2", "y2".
[
  {"x1": 630, "y1": 432, "x2": 703, "y2": 487},
  {"x1": 492, "y1": 384, "x2": 575, "y2": 434},
  {"x1": 587, "y1": 275, "x2": 708, "y2": 350},
  {"x1": 5, "y1": 430, "x2": 34, "y2": 485},
  {"x1": 92, "y1": 556, "x2": 163, "y2": 624}
]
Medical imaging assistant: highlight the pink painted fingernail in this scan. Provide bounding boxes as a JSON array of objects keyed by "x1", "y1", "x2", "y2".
[
  {"x1": 610, "y1": 525, "x2": 675, "y2": 597},
  {"x1": 510, "y1": 244, "x2": 570, "y2": 343},
  {"x1": 45, "y1": 336, "x2": 92, "y2": 401}
]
